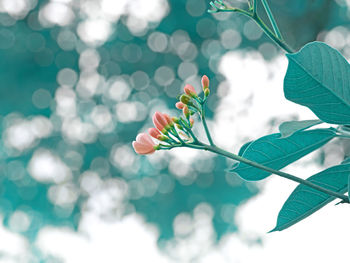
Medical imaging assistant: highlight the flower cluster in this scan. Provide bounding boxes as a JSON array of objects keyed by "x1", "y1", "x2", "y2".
[{"x1": 132, "y1": 75, "x2": 210, "y2": 155}]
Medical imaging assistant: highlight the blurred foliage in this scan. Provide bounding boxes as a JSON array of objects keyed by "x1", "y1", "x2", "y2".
[{"x1": 0, "y1": 0, "x2": 349, "y2": 246}]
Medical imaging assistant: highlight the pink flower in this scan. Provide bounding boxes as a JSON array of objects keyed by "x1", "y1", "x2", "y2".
[
  {"x1": 132, "y1": 133, "x2": 157, "y2": 155},
  {"x1": 201, "y1": 75, "x2": 209, "y2": 89},
  {"x1": 176, "y1": 102, "x2": 185, "y2": 109},
  {"x1": 152, "y1": 111, "x2": 169, "y2": 132},
  {"x1": 183, "y1": 105, "x2": 189, "y2": 118},
  {"x1": 163, "y1": 113, "x2": 173, "y2": 126},
  {"x1": 148, "y1": 128, "x2": 161, "y2": 139},
  {"x1": 184, "y1": 84, "x2": 197, "y2": 96}
]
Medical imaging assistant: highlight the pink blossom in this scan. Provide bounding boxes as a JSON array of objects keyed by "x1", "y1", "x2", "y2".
[
  {"x1": 163, "y1": 113, "x2": 173, "y2": 126},
  {"x1": 148, "y1": 128, "x2": 161, "y2": 139},
  {"x1": 183, "y1": 105, "x2": 189, "y2": 118},
  {"x1": 176, "y1": 102, "x2": 185, "y2": 109},
  {"x1": 152, "y1": 111, "x2": 168, "y2": 132},
  {"x1": 184, "y1": 84, "x2": 197, "y2": 96},
  {"x1": 132, "y1": 133, "x2": 156, "y2": 155},
  {"x1": 201, "y1": 75, "x2": 209, "y2": 89}
]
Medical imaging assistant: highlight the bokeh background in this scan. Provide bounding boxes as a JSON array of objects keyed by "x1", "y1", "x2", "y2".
[{"x1": 0, "y1": 0, "x2": 350, "y2": 262}]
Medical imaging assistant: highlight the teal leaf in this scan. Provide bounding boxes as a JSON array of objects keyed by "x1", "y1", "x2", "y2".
[
  {"x1": 231, "y1": 128, "x2": 336, "y2": 181},
  {"x1": 238, "y1": 140, "x2": 253, "y2": 156},
  {"x1": 231, "y1": 141, "x2": 253, "y2": 170},
  {"x1": 279, "y1": 119, "x2": 322, "y2": 138},
  {"x1": 284, "y1": 41, "x2": 350, "y2": 124},
  {"x1": 270, "y1": 160, "x2": 350, "y2": 232}
]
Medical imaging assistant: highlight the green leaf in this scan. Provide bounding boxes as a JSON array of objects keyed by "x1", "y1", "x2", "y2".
[
  {"x1": 231, "y1": 140, "x2": 254, "y2": 170},
  {"x1": 284, "y1": 41, "x2": 350, "y2": 124},
  {"x1": 279, "y1": 119, "x2": 322, "y2": 138},
  {"x1": 270, "y1": 161, "x2": 350, "y2": 232},
  {"x1": 238, "y1": 140, "x2": 253, "y2": 156},
  {"x1": 231, "y1": 128, "x2": 336, "y2": 181}
]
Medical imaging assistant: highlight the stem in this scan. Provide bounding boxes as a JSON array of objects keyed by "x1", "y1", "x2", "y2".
[
  {"x1": 180, "y1": 118, "x2": 199, "y2": 144},
  {"x1": 188, "y1": 129, "x2": 199, "y2": 143},
  {"x1": 166, "y1": 127, "x2": 184, "y2": 144},
  {"x1": 260, "y1": 0, "x2": 282, "y2": 40},
  {"x1": 254, "y1": 15, "x2": 293, "y2": 53},
  {"x1": 202, "y1": 144, "x2": 349, "y2": 202},
  {"x1": 253, "y1": 0, "x2": 257, "y2": 16},
  {"x1": 210, "y1": 3, "x2": 295, "y2": 53},
  {"x1": 201, "y1": 108, "x2": 215, "y2": 146}
]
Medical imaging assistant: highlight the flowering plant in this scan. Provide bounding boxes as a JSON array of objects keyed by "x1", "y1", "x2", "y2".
[
  {"x1": 134, "y1": 0, "x2": 350, "y2": 232},
  {"x1": 133, "y1": 75, "x2": 212, "y2": 155}
]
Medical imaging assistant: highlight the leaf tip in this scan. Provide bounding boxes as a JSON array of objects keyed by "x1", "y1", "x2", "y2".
[{"x1": 267, "y1": 227, "x2": 278, "y2": 233}]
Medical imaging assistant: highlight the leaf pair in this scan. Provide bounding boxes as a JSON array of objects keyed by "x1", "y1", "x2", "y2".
[
  {"x1": 232, "y1": 41, "x2": 350, "y2": 232},
  {"x1": 231, "y1": 127, "x2": 349, "y2": 231}
]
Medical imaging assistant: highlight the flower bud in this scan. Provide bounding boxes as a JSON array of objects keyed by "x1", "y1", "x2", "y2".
[
  {"x1": 201, "y1": 75, "x2": 209, "y2": 90},
  {"x1": 157, "y1": 135, "x2": 168, "y2": 141},
  {"x1": 152, "y1": 111, "x2": 169, "y2": 134},
  {"x1": 204, "y1": 88, "x2": 210, "y2": 97},
  {"x1": 184, "y1": 84, "x2": 197, "y2": 97},
  {"x1": 180, "y1": 94, "x2": 191, "y2": 105},
  {"x1": 163, "y1": 113, "x2": 174, "y2": 127},
  {"x1": 190, "y1": 118, "x2": 194, "y2": 127},
  {"x1": 175, "y1": 102, "x2": 185, "y2": 109},
  {"x1": 148, "y1": 128, "x2": 161, "y2": 139},
  {"x1": 132, "y1": 133, "x2": 157, "y2": 155},
  {"x1": 172, "y1": 117, "x2": 180, "y2": 124},
  {"x1": 183, "y1": 105, "x2": 190, "y2": 118}
]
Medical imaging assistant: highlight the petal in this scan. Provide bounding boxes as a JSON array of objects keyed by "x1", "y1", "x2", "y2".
[
  {"x1": 141, "y1": 133, "x2": 155, "y2": 145},
  {"x1": 184, "y1": 84, "x2": 196, "y2": 95},
  {"x1": 163, "y1": 113, "x2": 172, "y2": 125},
  {"x1": 176, "y1": 102, "x2": 185, "y2": 109},
  {"x1": 201, "y1": 75, "x2": 209, "y2": 89},
  {"x1": 132, "y1": 141, "x2": 155, "y2": 154},
  {"x1": 153, "y1": 114, "x2": 164, "y2": 131},
  {"x1": 136, "y1": 133, "x2": 155, "y2": 146},
  {"x1": 148, "y1": 128, "x2": 161, "y2": 139},
  {"x1": 154, "y1": 112, "x2": 168, "y2": 127}
]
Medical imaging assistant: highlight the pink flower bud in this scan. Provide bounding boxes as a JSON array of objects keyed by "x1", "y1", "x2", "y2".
[
  {"x1": 132, "y1": 133, "x2": 157, "y2": 155},
  {"x1": 163, "y1": 113, "x2": 173, "y2": 126},
  {"x1": 201, "y1": 75, "x2": 209, "y2": 90},
  {"x1": 183, "y1": 105, "x2": 190, "y2": 118},
  {"x1": 184, "y1": 84, "x2": 197, "y2": 96},
  {"x1": 152, "y1": 111, "x2": 168, "y2": 133},
  {"x1": 190, "y1": 118, "x2": 194, "y2": 127},
  {"x1": 148, "y1": 128, "x2": 161, "y2": 139},
  {"x1": 176, "y1": 102, "x2": 185, "y2": 109}
]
